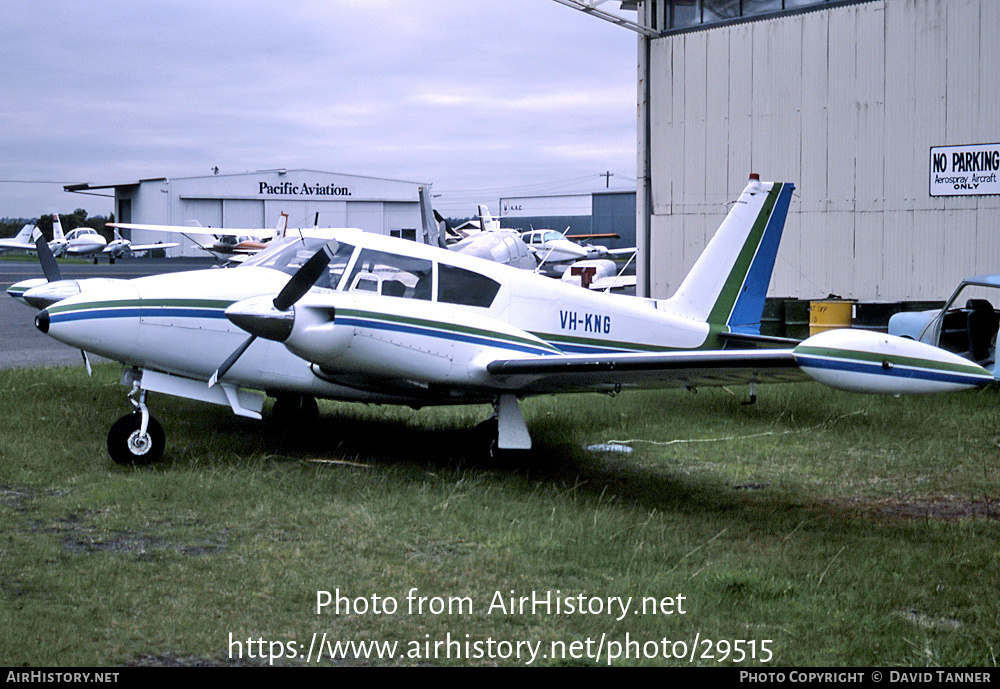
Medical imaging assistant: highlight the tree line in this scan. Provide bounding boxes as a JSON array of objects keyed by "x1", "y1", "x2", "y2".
[{"x1": 0, "y1": 209, "x2": 115, "y2": 241}]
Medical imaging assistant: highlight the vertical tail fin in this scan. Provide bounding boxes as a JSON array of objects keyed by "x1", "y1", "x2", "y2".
[
  {"x1": 477, "y1": 205, "x2": 500, "y2": 232},
  {"x1": 665, "y1": 176, "x2": 793, "y2": 333},
  {"x1": 14, "y1": 224, "x2": 35, "y2": 244},
  {"x1": 51, "y1": 214, "x2": 65, "y2": 241}
]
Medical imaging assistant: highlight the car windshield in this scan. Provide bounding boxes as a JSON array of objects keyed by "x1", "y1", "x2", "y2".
[{"x1": 243, "y1": 236, "x2": 356, "y2": 290}]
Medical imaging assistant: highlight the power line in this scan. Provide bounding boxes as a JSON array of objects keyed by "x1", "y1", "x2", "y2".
[{"x1": 0, "y1": 179, "x2": 69, "y2": 184}]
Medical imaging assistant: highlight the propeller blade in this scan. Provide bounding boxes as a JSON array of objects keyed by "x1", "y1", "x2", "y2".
[
  {"x1": 208, "y1": 334, "x2": 256, "y2": 388},
  {"x1": 210, "y1": 240, "x2": 338, "y2": 387},
  {"x1": 35, "y1": 236, "x2": 61, "y2": 282},
  {"x1": 272, "y1": 241, "x2": 338, "y2": 311}
]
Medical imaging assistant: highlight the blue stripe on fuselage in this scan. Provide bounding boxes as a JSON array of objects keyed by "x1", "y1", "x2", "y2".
[{"x1": 50, "y1": 307, "x2": 228, "y2": 324}]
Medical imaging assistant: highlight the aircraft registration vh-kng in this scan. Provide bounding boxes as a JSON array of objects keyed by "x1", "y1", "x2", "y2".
[{"x1": 8, "y1": 176, "x2": 995, "y2": 464}]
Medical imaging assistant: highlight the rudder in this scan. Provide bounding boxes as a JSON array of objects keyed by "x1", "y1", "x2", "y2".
[{"x1": 665, "y1": 176, "x2": 794, "y2": 333}]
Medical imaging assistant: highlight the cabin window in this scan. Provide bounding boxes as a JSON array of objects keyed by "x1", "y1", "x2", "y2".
[
  {"x1": 346, "y1": 248, "x2": 433, "y2": 300},
  {"x1": 438, "y1": 264, "x2": 501, "y2": 308},
  {"x1": 243, "y1": 237, "x2": 355, "y2": 290}
]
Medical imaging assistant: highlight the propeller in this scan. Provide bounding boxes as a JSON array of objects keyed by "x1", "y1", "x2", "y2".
[
  {"x1": 272, "y1": 241, "x2": 338, "y2": 311},
  {"x1": 34, "y1": 234, "x2": 93, "y2": 377},
  {"x1": 208, "y1": 241, "x2": 338, "y2": 387},
  {"x1": 35, "y1": 236, "x2": 62, "y2": 282}
]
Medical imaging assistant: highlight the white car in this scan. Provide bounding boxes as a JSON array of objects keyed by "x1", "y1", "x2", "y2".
[{"x1": 888, "y1": 275, "x2": 1000, "y2": 377}]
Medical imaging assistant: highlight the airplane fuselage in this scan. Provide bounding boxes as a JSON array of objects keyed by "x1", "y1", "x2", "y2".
[{"x1": 30, "y1": 231, "x2": 712, "y2": 406}]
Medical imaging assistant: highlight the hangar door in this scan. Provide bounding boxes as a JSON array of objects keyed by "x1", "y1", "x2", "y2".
[
  {"x1": 180, "y1": 199, "x2": 222, "y2": 228},
  {"x1": 224, "y1": 200, "x2": 264, "y2": 230}
]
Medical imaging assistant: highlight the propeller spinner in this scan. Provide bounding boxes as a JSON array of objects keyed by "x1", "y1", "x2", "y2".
[{"x1": 208, "y1": 240, "x2": 339, "y2": 387}]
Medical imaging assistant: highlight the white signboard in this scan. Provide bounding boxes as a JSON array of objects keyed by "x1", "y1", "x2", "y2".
[
  {"x1": 499, "y1": 194, "x2": 591, "y2": 218},
  {"x1": 930, "y1": 144, "x2": 1000, "y2": 196}
]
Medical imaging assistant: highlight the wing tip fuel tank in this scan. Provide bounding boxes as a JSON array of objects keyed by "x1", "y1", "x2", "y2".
[{"x1": 793, "y1": 329, "x2": 994, "y2": 394}]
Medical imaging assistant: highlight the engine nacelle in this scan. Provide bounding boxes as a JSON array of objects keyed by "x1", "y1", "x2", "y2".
[{"x1": 282, "y1": 292, "x2": 558, "y2": 386}]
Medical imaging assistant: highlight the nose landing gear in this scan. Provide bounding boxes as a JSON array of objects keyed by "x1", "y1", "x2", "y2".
[{"x1": 107, "y1": 383, "x2": 164, "y2": 465}]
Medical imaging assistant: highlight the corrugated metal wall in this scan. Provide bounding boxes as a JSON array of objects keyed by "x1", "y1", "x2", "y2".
[{"x1": 647, "y1": 0, "x2": 1000, "y2": 302}]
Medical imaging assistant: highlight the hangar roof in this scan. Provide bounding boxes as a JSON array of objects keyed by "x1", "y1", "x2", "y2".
[{"x1": 65, "y1": 169, "x2": 427, "y2": 195}]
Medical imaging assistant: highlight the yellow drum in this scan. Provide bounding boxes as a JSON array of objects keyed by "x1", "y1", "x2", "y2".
[{"x1": 809, "y1": 300, "x2": 854, "y2": 335}]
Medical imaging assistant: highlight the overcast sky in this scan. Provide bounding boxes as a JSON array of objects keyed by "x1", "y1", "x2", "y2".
[{"x1": 0, "y1": 0, "x2": 638, "y2": 222}]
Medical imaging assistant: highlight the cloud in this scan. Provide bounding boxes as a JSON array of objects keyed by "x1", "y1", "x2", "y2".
[{"x1": 0, "y1": 0, "x2": 637, "y2": 218}]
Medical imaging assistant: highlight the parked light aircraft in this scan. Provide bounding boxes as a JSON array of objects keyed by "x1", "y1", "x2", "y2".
[
  {"x1": 0, "y1": 223, "x2": 40, "y2": 253},
  {"x1": 110, "y1": 213, "x2": 288, "y2": 260},
  {"x1": 440, "y1": 207, "x2": 635, "y2": 284},
  {"x1": 435, "y1": 206, "x2": 538, "y2": 270},
  {"x1": 104, "y1": 228, "x2": 180, "y2": 263},
  {"x1": 58, "y1": 227, "x2": 108, "y2": 261},
  {"x1": 11, "y1": 176, "x2": 994, "y2": 465},
  {"x1": 522, "y1": 228, "x2": 635, "y2": 274}
]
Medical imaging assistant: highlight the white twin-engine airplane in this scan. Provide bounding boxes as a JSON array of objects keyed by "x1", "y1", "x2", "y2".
[
  {"x1": 10, "y1": 176, "x2": 994, "y2": 465},
  {"x1": 49, "y1": 215, "x2": 108, "y2": 262}
]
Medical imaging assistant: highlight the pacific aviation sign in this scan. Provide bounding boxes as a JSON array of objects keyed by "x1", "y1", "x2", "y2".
[
  {"x1": 930, "y1": 144, "x2": 1000, "y2": 196},
  {"x1": 259, "y1": 181, "x2": 352, "y2": 197}
]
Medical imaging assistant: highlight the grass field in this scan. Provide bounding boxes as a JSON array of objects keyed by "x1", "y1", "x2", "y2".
[{"x1": 1, "y1": 364, "x2": 998, "y2": 666}]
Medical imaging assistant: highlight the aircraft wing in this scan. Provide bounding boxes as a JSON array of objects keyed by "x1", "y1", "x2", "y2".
[
  {"x1": 587, "y1": 274, "x2": 637, "y2": 291},
  {"x1": 108, "y1": 223, "x2": 219, "y2": 251},
  {"x1": 104, "y1": 242, "x2": 181, "y2": 253},
  {"x1": 109, "y1": 222, "x2": 270, "y2": 237},
  {"x1": 566, "y1": 233, "x2": 620, "y2": 240},
  {"x1": 485, "y1": 349, "x2": 809, "y2": 395},
  {"x1": 606, "y1": 247, "x2": 637, "y2": 257},
  {"x1": 0, "y1": 240, "x2": 36, "y2": 251}
]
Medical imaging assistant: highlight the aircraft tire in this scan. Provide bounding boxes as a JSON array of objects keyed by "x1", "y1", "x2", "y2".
[
  {"x1": 107, "y1": 413, "x2": 165, "y2": 465},
  {"x1": 271, "y1": 394, "x2": 319, "y2": 428},
  {"x1": 473, "y1": 417, "x2": 501, "y2": 459}
]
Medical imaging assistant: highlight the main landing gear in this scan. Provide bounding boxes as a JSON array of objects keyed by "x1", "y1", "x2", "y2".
[
  {"x1": 477, "y1": 394, "x2": 532, "y2": 459},
  {"x1": 107, "y1": 383, "x2": 164, "y2": 465},
  {"x1": 270, "y1": 393, "x2": 319, "y2": 428}
]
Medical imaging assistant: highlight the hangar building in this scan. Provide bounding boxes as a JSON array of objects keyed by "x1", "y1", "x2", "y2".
[
  {"x1": 497, "y1": 189, "x2": 636, "y2": 250},
  {"x1": 571, "y1": 0, "x2": 999, "y2": 304},
  {"x1": 67, "y1": 169, "x2": 430, "y2": 257}
]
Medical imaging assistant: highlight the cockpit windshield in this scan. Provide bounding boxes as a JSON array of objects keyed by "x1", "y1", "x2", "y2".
[
  {"x1": 242, "y1": 235, "x2": 501, "y2": 307},
  {"x1": 243, "y1": 236, "x2": 356, "y2": 290}
]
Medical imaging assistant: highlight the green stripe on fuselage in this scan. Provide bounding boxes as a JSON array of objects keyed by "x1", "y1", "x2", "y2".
[{"x1": 47, "y1": 298, "x2": 233, "y2": 315}]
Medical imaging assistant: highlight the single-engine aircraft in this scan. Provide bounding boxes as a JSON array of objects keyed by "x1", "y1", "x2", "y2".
[
  {"x1": 109, "y1": 213, "x2": 288, "y2": 260},
  {"x1": 10, "y1": 176, "x2": 994, "y2": 465}
]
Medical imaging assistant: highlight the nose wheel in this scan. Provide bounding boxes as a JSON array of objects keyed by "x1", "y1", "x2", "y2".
[{"x1": 107, "y1": 384, "x2": 165, "y2": 465}]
